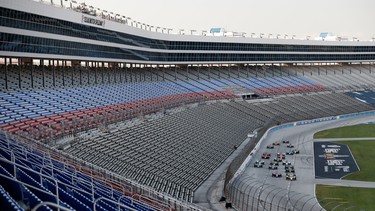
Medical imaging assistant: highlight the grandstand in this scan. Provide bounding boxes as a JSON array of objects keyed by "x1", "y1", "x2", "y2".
[{"x1": 1, "y1": 0, "x2": 375, "y2": 210}]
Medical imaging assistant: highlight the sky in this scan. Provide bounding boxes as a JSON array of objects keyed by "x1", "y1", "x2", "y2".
[{"x1": 82, "y1": 0, "x2": 375, "y2": 40}]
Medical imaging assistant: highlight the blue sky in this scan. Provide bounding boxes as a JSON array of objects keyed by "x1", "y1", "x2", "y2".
[{"x1": 83, "y1": 0, "x2": 375, "y2": 40}]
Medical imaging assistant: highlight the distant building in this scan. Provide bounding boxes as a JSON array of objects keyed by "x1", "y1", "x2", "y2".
[
  {"x1": 315, "y1": 32, "x2": 348, "y2": 41},
  {"x1": 208, "y1": 27, "x2": 226, "y2": 36}
]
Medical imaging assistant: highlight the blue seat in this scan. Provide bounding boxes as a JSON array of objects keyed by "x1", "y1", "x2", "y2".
[{"x1": 0, "y1": 185, "x2": 23, "y2": 211}]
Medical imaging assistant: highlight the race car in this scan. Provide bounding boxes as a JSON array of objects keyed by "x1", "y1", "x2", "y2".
[
  {"x1": 277, "y1": 153, "x2": 286, "y2": 158},
  {"x1": 267, "y1": 144, "x2": 274, "y2": 149},
  {"x1": 254, "y1": 162, "x2": 263, "y2": 168},
  {"x1": 286, "y1": 144, "x2": 295, "y2": 148},
  {"x1": 282, "y1": 160, "x2": 292, "y2": 166},
  {"x1": 286, "y1": 173, "x2": 297, "y2": 181},
  {"x1": 277, "y1": 155, "x2": 285, "y2": 160},
  {"x1": 255, "y1": 160, "x2": 265, "y2": 165},
  {"x1": 293, "y1": 149, "x2": 300, "y2": 154},
  {"x1": 285, "y1": 166, "x2": 295, "y2": 173},
  {"x1": 273, "y1": 157, "x2": 282, "y2": 163},
  {"x1": 262, "y1": 153, "x2": 271, "y2": 159},
  {"x1": 282, "y1": 140, "x2": 290, "y2": 144},
  {"x1": 272, "y1": 141, "x2": 280, "y2": 146},
  {"x1": 272, "y1": 172, "x2": 282, "y2": 177},
  {"x1": 286, "y1": 150, "x2": 294, "y2": 155},
  {"x1": 270, "y1": 160, "x2": 279, "y2": 166},
  {"x1": 269, "y1": 165, "x2": 278, "y2": 170}
]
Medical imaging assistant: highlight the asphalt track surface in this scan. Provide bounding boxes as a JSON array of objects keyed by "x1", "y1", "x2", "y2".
[{"x1": 231, "y1": 114, "x2": 375, "y2": 211}]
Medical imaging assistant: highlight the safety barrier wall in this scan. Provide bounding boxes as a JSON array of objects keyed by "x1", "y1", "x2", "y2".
[{"x1": 224, "y1": 110, "x2": 375, "y2": 211}]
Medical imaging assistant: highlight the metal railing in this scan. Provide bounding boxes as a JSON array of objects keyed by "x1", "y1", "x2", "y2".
[{"x1": 0, "y1": 129, "x2": 203, "y2": 211}]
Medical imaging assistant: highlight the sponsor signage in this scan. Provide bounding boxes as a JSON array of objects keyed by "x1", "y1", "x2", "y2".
[
  {"x1": 314, "y1": 142, "x2": 359, "y2": 179},
  {"x1": 296, "y1": 116, "x2": 337, "y2": 126},
  {"x1": 82, "y1": 15, "x2": 105, "y2": 27}
]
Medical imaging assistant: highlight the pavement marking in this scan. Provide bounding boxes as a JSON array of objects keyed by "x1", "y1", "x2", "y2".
[{"x1": 314, "y1": 142, "x2": 359, "y2": 179}]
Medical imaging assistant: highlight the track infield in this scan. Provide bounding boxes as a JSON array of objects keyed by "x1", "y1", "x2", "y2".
[
  {"x1": 316, "y1": 185, "x2": 375, "y2": 211},
  {"x1": 314, "y1": 124, "x2": 375, "y2": 139}
]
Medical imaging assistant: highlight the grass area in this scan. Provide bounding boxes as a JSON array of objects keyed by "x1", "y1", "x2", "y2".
[
  {"x1": 316, "y1": 185, "x2": 375, "y2": 211},
  {"x1": 337, "y1": 140, "x2": 375, "y2": 182},
  {"x1": 314, "y1": 124, "x2": 375, "y2": 139}
]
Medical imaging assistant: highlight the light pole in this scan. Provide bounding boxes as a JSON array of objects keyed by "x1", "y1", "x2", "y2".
[
  {"x1": 251, "y1": 33, "x2": 256, "y2": 38},
  {"x1": 284, "y1": 34, "x2": 288, "y2": 39},
  {"x1": 156, "y1": 27, "x2": 161, "y2": 33},
  {"x1": 276, "y1": 34, "x2": 281, "y2": 39},
  {"x1": 268, "y1": 33, "x2": 273, "y2": 38},
  {"x1": 292, "y1": 35, "x2": 296, "y2": 39},
  {"x1": 306, "y1": 35, "x2": 311, "y2": 40},
  {"x1": 260, "y1": 33, "x2": 264, "y2": 38},
  {"x1": 202, "y1": 30, "x2": 207, "y2": 36},
  {"x1": 179, "y1": 29, "x2": 185, "y2": 35}
]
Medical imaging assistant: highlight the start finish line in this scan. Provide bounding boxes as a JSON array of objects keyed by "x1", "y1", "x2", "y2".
[{"x1": 314, "y1": 142, "x2": 359, "y2": 179}]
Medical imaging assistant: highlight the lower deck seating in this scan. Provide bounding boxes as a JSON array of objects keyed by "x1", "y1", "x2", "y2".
[
  {"x1": 0, "y1": 132, "x2": 160, "y2": 211},
  {"x1": 65, "y1": 92, "x2": 374, "y2": 202}
]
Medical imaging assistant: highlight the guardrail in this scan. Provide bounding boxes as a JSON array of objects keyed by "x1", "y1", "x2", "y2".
[{"x1": 224, "y1": 109, "x2": 375, "y2": 211}]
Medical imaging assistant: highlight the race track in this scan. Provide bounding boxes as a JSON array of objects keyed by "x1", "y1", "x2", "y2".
[{"x1": 230, "y1": 113, "x2": 375, "y2": 211}]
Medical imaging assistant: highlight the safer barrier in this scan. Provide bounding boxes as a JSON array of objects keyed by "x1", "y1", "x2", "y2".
[{"x1": 224, "y1": 109, "x2": 375, "y2": 211}]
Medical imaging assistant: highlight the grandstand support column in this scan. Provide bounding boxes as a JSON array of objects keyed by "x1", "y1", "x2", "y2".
[
  {"x1": 246, "y1": 64, "x2": 249, "y2": 77},
  {"x1": 4, "y1": 57, "x2": 8, "y2": 90},
  {"x1": 30, "y1": 59, "x2": 34, "y2": 89},
  {"x1": 226, "y1": 66, "x2": 231, "y2": 78},
  {"x1": 101, "y1": 65, "x2": 105, "y2": 84},
  {"x1": 162, "y1": 67, "x2": 165, "y2": 81},
  {"x1": 52, "y1": 60, "x2": 56, "y2": 87},
  {"x1": 323, "y1": 63, "x2": 326, "y2": 75},
  {"x1": 62, "y1": 61, "x2": 65, "y2": 86},
  {"x1": 95, "y1": 66, "x2": 98, "y2": 84},
  {"x1": 302, "y1": 64, "x2": 304, "y2": 76},
  {"x1": 208, "y1": 66, "x2": 211, "y2": 79},
  {"x1": 125, "y1": 66, "x2": 129, "y2": 82},
  {"x1": 263, "y1": 64, "x2": 266, "y2": 77},
  {"x1": 70, "y1": 64, "x2": 74, "y2": 86},
  {"x1": 370, "y1": 62, "x2": 372, "y2": 73},
  {"x1": 119, "y1": 67, "x2": 123, "y2": 83},
  {"x1": 18, "y1": 58, "x2": 22, "y2": 89},
  {"x1": 318, "y1": 63, "x2": 320, "y2": 75},
  {"x1": 42, "y1": 59, "x2": 45, "y2": 88},
  {"x1": 237, "y1": 65, "x2": 240, "y2": 77},
  {"x1": 79, "y1": 64, "x2": 82, "y2": 85},
  {"x1": 197, "y1": 65, "x2": 200, "y2": 79},
  {"x1": 108, "y1": 65, "x2": 111, "y2": 83},
  {"x1": 174, "y1": 66, "x2": 177, "y2": 80}
]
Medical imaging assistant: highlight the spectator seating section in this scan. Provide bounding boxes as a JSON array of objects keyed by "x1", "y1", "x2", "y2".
[
  {"x1": 0, "y1": 65, "x2": 338, "y2": 142},
  {"x1": 0, "y1": 131, "x2": 158, "y2": 211},
  {"x1": 1, "y1": 64, "x2": 375, "y2": 204},
  {"x1": 65, "y1": 93, "x2": 373, "y2": 201}
]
